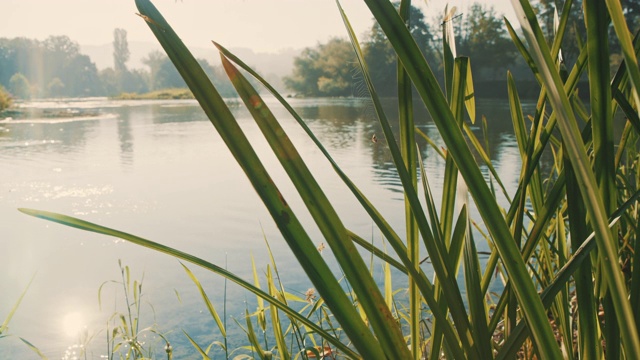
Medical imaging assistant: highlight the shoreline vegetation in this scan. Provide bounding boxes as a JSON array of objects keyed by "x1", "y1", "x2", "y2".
[
  {"x1": 112, "y1": 87, "x2": 194, "y2": 100},
  {"x1": 0, "y1": 107, "x2": 101, "y2": 121}
]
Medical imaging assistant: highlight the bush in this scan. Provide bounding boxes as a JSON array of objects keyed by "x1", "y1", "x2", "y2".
[{"x1": 0, "y1": 85, "x2": 13, "y2": 111}]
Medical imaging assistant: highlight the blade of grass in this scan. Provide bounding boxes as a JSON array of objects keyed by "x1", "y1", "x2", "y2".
[
  {"x1": 565, "y1": 140, "x2": 602, "y2": 360},
  {"x1": 497, "y1": 188, "x2": 640, "y2": 358},
  {"x1": 463, "y1": 230, "x2": 492, "y2": 360},
  {"x1": 18, "y1": 207, "x2": 359, "y2": 359},
  {"x1": 267, "y1": 267, "x2": 290, "y2": 360},
  {"x1": 183, "y1": 331, "x2": 212, "y2": 360},
  {"x1": 133, "y1": 1, "x2": 385, "y2": 357},
  {"x1": 511, "y1": 0, "x2": 640, "y2": 355},
  {"x1": 397, "y1": 2, "x2": 421, "y2": 358},
  {"x1": 427, "y1": 56, "x2": 471, "y2": 359},
  {"x1": 340, "y1": 2, "x2": 480, "y2": 357},
  {"x1": 585, "y1": 0, "x2": 619, "y2": 356},
  {"x1": 181, "y1": 263, "x2": 226, "y2": 338},
  {"x1": 605, "y1": 0, "x2": 640, "y2": 109},
  {"x1": 221, "y1": 54, "x2": 409, "y2": 359},
  {"x1": 216, "y1": 24, "x2": 466, "y2": 358},
  {"x1": 0, "y1": 275, "x2": 34, "y2": 336},
  {"x1": 19, "y1": 338, "x2": 48, "y2": 360},
  {"x1": 364, "y1": 0, "x2": 561, "y2": 356},
  {"x1": 214, "y1": 32, "x2": 463, "y2": 360}
]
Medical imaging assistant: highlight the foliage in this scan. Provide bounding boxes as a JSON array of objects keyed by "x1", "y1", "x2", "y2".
[
  {"x1": 283, "y1": 37, "x2": 356, "y2": 97},
  {"x1": 284, "y1": 4, "x2": 438, "y2": 98},
  {"x1": 9, "y1": 73, "x2": 31, "y2": 99},
  {"x1": 1, "y1": 278, "x2": 47, "y2": 359},
  {"x1": 20, "y1": 0, "x2": 640, "y2": 359},
  {"x1": 110, "y1": 29, "x2": 149, "y2": 94},
  {"x1": 363, "y1": 2, "x2": 438, "y2": 96},
  {"x1": 100, "y1": 260, "x2": 171, "y2": 360},
  {"x1": 46, "y1": 77, "x2": 65, "y2": 97},
  {"x1": 140, "y1": 50, "x2": 235, "y2": 97},
  {"x1": 457, "y1": 3, "x2": 517, "y2": 80},
  {"x1": 114, "y1": 88, "x2": 194, "y2": 100},
  {"x1": 113, "y1": 28, "x2": 130, "y2": 75},
  {"x1": 0, "y1": 33, "x2": 235, "y2": 99},
  {"x1": 534, "y1": 0, "x2": 640, "y2": 72},
  {"x1": 0, "y1": 85, "x2": 12, "y2": 111},
  {"x1": 0, "y1": 36, "x2": 103, "y2": 97}
]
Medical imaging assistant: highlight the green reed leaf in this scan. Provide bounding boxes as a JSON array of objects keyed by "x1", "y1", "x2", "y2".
[
  {"x1": 18, "y1": 207, "x2": 359, "y2": 359},
  {"x1": 133, "y1": 0, "x2": 385, "y2": 357},
  {"x1": 221, "y1": 53, "x2": 408, "y2": 359},
  {"x1": 183, "y1": 331, "x2": 212, "y2": 360},
  {"x1": 511, "y1": 0, "x2": 640, "y2": 355},
  {"x1": 605, "y1": 0, "x2": 640, "y2": 109},
  {"x1": 340, "y1": 2, "x2": 478, "y2": 357},
  {"x1": 267, "y1": 267, "x2": 290, "y2": 360},
  {"x1": 181, "y1": 263, "x2": 226, "y2": 338},
  {"x1": 365, "y1": 0, "x2": 561, "y2": 356}
]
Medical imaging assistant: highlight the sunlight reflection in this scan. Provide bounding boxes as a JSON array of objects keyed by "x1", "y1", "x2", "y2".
[{"x1": 61, "y1": 311, "x2": 86, "y2": 338}]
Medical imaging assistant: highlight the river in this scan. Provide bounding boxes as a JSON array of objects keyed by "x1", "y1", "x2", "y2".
[{"x1": 0, "y1": 96, "x2": 526, "y2": 359}]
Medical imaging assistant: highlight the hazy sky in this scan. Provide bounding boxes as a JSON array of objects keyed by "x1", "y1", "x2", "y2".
[{"x1": 2, "y1": 0, "x2": 516, "y2": 53}]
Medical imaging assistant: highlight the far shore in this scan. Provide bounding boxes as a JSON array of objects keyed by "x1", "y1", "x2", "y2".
[{"x1": 112, "y1": 88, "x2": 194, "y2": 100}]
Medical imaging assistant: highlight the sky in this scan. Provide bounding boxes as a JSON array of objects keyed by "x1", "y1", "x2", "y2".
[{"x1": 1, "y1": 0, "x2": 517, "y2": 53}]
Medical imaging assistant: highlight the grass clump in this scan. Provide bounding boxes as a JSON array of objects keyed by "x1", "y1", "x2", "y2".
[
  {"x1": 19, "y1": 0, "x2": 640, "y2": 358},
  {"x1": 114, "y1": 88, "x2": 194, "y2": 100},
  {"x1": 0, "y1": 85, "x2": 13, "y2": 112}
]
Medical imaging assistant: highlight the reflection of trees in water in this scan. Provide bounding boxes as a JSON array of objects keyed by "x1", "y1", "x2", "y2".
[
  {"x1": 150, "y1": 103, "x2": 206, "y2": 125},
  {"x1": 2, "y1": 120, "x2": 95, "y2": 155},
  {"x1": 297, "y1": 104, "x2": 364, "y2": 151},
  {"x1": 293, "y1": 98, "x2": 557, "y2": 197},
  {"x1": 117, "y1": 107, "x2": 134, "y2": 167}
]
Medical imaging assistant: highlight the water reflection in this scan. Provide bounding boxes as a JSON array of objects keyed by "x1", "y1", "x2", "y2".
[
  {"x1": 1, "y1": 97, "x2": 533, "y2": 358},
  {"x1": 117, "y1": 107, "x2": 134, "y2": 167}
]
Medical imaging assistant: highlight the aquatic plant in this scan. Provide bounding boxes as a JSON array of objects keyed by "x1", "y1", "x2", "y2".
[
  {"x1": 20, "y1": 0, "x2": 640, "y2": 358},
  {"x1": 99, "y1": 260, "x2": 172, "y2": 360},
  {"x1": 1, "y1": 277, "x2": 48, "y2": 359}
]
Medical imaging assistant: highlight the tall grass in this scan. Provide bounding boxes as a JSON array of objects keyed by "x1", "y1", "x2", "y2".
[
  {"x1": 0, "y1": 276, "x2": 48, "y2": 359},
  {"x1": 19, "y1": 0, "x2": 640, "y2": 358}
]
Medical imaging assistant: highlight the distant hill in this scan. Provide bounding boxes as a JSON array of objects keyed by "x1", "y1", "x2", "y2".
[{"x1": 80, "y1": 41, "x2": 299, "y2": 91}]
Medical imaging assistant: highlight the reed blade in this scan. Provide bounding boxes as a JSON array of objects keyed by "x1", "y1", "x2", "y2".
[
  {"x1": 511, "y1": 0, "x2": 640, "y2": 355},
  {"x1": 18, "y1": 207, "x2": 359, "y2": 359},
  {"x1": 364, "y1": 0, "x2": 561, "y2": 356}
]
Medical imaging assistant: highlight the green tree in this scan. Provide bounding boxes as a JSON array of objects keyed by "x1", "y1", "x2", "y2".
[
  {"x1": 64, "y1": 54, "x2": 103, "y2": 96},
  {"x1": 113, "y1": 28, "x2": 142, "y2": 93},
  {"x1": 47, "y1": 77, "x2": 64, "y2": 97},
  {"x1": 0, "y1": 85, "x2": 12, "y2": 111},
  {"x1": 284, "y1": 47, "x2": 323, "y2": 96},
  {"x1": 363, "y1": 3, "x2": 437, "y2": 96},
  {"x1": 113, "y1": 28, "x2": 130, "y2": 74},
  {"x1": 141, "y1": 50, "x2": 234, "y2": 96},
  {"x1": 99, "y1": 68, "x2": 118, "y2": 96},
  {"x1": 284, "y1": 38, "x2": 356, "y2": 97},
  {"x1": 457, "y1": 3, "x2": 517, "y2": 80},
  {"x1": 9, "y1": 73, "x2": 31, "y2": 99},
  {"x1": 142, "y1": 50, "x2": 165, "y2": 90},
  {"x1": 0, "y1": 36, "x2": 103, "y2": 98}
]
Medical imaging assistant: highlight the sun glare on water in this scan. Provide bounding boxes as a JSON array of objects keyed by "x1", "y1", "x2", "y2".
[{"x1": 62, "y1": 311, "x2": 86, "y2": 338}]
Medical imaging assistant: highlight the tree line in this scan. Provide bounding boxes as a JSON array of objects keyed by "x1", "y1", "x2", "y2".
[
  {"x1": 284, "y1": 0, "x2": 640, "y2": 98},
  {"x1": 0, "y1": 29, "x2": 236, "y2": 100},
  {"x1": 2, "y1": 0, "x2": 639, "y2": 102}
]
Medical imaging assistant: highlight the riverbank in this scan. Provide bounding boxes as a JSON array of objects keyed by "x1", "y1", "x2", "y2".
[
  {"x1": 0, "y1": 107, "x2": 101, "y2": 120},
  {"x1": 113, "y1": 88, "x2": 194, "y2": 100}
]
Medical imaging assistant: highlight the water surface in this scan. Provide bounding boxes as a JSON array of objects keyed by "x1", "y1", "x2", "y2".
[{"x1": 0, "y1": 97, "x2": 524, "y2": 358}]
